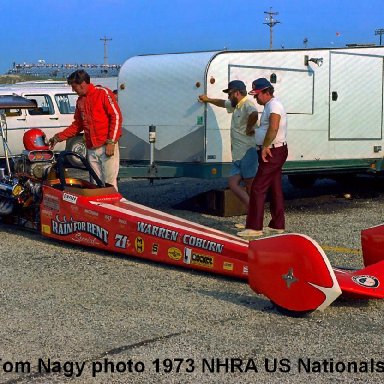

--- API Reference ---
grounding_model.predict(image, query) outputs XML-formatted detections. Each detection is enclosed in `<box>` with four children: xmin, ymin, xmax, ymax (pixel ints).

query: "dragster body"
<box><xmin>37</xmin><ymin>165</ymin><xmax>384</xmax><ymax>313</ymax></box>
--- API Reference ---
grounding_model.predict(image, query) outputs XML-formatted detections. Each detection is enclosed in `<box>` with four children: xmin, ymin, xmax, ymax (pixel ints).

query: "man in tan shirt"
<box><xmin>199</xmin><ymin>80</ymin><xmax>258</xmax><ymax>208</ymax></box>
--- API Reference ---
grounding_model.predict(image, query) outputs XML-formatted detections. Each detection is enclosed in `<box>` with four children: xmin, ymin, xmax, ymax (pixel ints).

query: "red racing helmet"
<box><xmin>23</xmin><ymin>128</ymin><xmax>49</xmax><ymax>150</ymax></box>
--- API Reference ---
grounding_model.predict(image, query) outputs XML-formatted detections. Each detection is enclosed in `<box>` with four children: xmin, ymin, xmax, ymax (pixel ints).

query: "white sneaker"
<box><xmin>237</xmin><ymin>229</ymin><xmax>264</xmax><ymax>238</ymax></box>
<box><xmin>234</xmin><ymin>223</ymin><xmax>245</xmax><ymax>229</ymax></box>
<box><xmin>265</xmin><ymin>227</ymin><xmax>285</xmax><ymax>234</ymax></box>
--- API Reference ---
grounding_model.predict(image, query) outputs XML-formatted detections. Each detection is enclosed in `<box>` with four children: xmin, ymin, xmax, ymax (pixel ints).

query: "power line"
<box><xmin>375</xmin><ymin>28</ymin><xmax>384</xmax><ymax>45</ymax></box>
<box><xmin>264</xmin><ymin>8</ymin><xmax>280</xmax><ymax>49</ymax></box>
<box><xmin>100</xmin><ymin>36</ymin><xmax>112</xmax><ymax>66</ymax></box>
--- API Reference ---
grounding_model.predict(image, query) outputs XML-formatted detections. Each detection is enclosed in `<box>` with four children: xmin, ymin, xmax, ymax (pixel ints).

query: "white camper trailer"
<box><xmin>118</xmin><ymin>46</ymin><xmax>384</xmax><ymax>183</ymax></box>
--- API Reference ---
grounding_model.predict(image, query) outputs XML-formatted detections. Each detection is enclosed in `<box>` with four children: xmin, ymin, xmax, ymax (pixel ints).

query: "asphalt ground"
<box><xmin>1</xmin><ymin>175</ymin><xmax>384</xmax><ymax>383</ymax></box>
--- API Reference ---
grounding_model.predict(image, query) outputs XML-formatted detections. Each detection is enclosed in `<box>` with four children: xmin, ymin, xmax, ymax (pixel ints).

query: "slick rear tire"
<box><xmin>65</xmin><ymin>136</ymin><xmax>86</xmax><ymax>168</ymax></box>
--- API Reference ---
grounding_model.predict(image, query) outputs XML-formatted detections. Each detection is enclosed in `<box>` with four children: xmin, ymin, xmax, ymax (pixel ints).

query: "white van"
<box><xmin>0</xmin><ymin>81</ymin><xmax>85</xmax><ymax>163</ymax></box>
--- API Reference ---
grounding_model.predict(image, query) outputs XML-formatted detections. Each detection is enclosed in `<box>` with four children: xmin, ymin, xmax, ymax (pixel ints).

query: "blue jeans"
<box><xmin>230</xmin><ymin>147</ymin><xmax>258</xmax><ymax>179</ymax></box>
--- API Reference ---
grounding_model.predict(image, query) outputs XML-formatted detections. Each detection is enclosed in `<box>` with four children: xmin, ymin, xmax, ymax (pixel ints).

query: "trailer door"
<box><xmin>329</xmin><ymin>51</ymin><xmax>384</xmax><ymax>140</ymax></box>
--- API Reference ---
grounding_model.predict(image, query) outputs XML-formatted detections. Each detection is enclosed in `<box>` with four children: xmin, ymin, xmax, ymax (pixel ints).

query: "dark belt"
<box><xmin>257</xmin><ymin>142</ymin><xmax>287</xmax><ymax>150</ymax></box>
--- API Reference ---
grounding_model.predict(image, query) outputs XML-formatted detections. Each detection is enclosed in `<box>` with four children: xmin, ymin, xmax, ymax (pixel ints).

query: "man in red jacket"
<box><xmin>49</xmin><ymin>70</ymin><xmax>122</xmax><ymax>190</ymax></box>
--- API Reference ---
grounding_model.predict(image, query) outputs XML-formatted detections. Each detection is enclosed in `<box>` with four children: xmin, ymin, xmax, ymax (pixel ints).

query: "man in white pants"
<box><xmin>49</xmin><ymin>70</ymin><xmax>122</xmax><ymax>190</ymax></box>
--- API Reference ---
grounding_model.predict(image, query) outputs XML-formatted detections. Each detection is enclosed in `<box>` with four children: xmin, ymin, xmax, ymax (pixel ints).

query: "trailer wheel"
<box><xmin>288</xmin><ymin>175</ymin><xmax>317</xmax><ymax>189</ymax></box>
<box><xmin>65</xmin><ymin>136</ymin><xmax>86</xmax><ymax>167</ymax></box>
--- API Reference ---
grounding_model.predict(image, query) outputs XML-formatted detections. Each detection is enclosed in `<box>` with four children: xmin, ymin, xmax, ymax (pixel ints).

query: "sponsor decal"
<box><xmin>118</xmin><ymin>218</ymin><xmax>127</xmax><ymax>225</ymax></box>
<box><xmin>183</xmin><ymin>248</ymin><xmax>213</xmax><ymax>268</ymax></box>
<box><xmin>352</xmin><ymin>275</ymin><xmax>380</xmax><ymax>288</ymax></box>
<box><xmin>70</xmin><ymin>205</ymin><xmax>79</xmax><ymax>213</ymax></box>
<box><xmin>223</xmin><ymin>262</ymin><xmax>234</xmax><ymax>271</ymax></box>
<box><xmin>135</xmin><ymin>237</ymin><xmax>144</xmax><ymax>253</ymax></box>
<box><xmin>136</xmin><ymin>222</ymin><xmax>224</xmax><ymax>254</ymax></box>
<box><xmin>137</xmin><ymin>221</ymin><xmax>178</xmax><ymax>241</ymax></box>
<box><xmin>32</xmin><ymin>152</ymin><xmax>48</xmax><ymax>161</ymax></box>
<box><xmin>152</xmin><ymin>243</ymin><xmax>159</xmax><ymax>255</ymax></box>
<box><xmin>191</xmin><ymin>252</ymin><xmax>214</xmax><ymax>268</ymax></box>
<box><xmin>84</xmin><ymin>209</ymin><xmax>99</xmax><ymax>217</ymax></box>
<box><xmin>71</xmin><ymin>233</ymin><xmax>99</xmax><ymax>246</ymax></box>
<box><xmin>182</xmin><ymin>234</ymin><xmax>223</xmax><ymax>254</ymax></box>
<box><xmin>44</xmin><ymin>193</ymin><xmax>58</xmax><ymax>200</ymax></box>
<box><xmin>63</xmin><ymin>193</ymin><xmax>78</xmax><ymax>204</ymax></box>
<box><xmin>243</xmin><ymin>266</ymin><xmax>248</xmax><ymax>275</ymax></box>
<box><xmin>184</xmin><ymin>248</ymin><xmax>192</xmax><ymax>264</ymax></box>
<box><xmin>168</xmin><ymin>247</ymin><xmax>182</xmax><ymax>261</ymax></box>
<box><xmin>93</xmin><ymin>196</ymin><xmax>119</xmax><ymax>202</ymax></box>
<box><xmin>51</xmin><ymin>215</ymin><xmax>108</xmax><ymax>245</ymax></box>
<box><xmin>41</xmin><ymin>209</ymin><xmax>53</xmax><ymax>218</ymax></box>
<box><xmin>104</xmin><ymin>215</ymin><xmax>112</xmax><ymax>222</ymax></box>
<box><xmin>41</xmin><ymin>224</ymin><xmax>51</xmax><ymax>234</ymax></box>
<box><xmin>42</xmin><ymin>195</ymin><xmax>60</xmax><ymax>211</ymax></box>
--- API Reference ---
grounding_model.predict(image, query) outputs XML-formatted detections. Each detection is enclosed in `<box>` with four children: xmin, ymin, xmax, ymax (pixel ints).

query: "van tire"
<box><xmin>65</xmin><ymin>136</ymin><xmax>87</xmax><ymax>167</ymax></box>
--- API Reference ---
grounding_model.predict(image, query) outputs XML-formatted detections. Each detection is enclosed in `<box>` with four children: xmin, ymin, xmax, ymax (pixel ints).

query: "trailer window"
<box><xmin>55</xmin><ymin>93</ymin><xmax>78</xmax><ymax>114</ymax></box>
<box><xmin>25</xmin><ymin>94</ymin><xmax>54</xmax><ymax>115</ymax></box>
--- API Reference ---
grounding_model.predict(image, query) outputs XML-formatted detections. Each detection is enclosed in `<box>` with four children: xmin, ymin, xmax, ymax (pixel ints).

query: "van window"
<box><xmin>55</xmin><ymin>94</ymin><xmax>77</xmax><ymax>114</ymax></box>
<box><xmin>25</xmin><ymin>95</ymin><xmax>54</xmax><ymax>115</ymax></box>
<box><xmin>1</xmin><ymin>94</ymin><xmax>23</xmax><ymax>117</ymax></box>
<box><xmin>4</xmin><ymin>108</ymin><xmax>22</xmax><ymax>117</ymax></box>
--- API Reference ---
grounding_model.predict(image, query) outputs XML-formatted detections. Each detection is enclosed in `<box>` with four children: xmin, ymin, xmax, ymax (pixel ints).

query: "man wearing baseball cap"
<box><xmin>237</xmin><ymin>78</ymin><xmax>288</xmax><ymax>238</ymax></box>
<box><xmin>198</xmin><ymin>80</ymin><xmax>259</xmax><ymax>208</ymax></box>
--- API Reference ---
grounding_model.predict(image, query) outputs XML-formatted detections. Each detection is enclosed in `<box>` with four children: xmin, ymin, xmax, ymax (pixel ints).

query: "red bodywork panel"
<box><xmin>39</xmin><ymin>181</ymin><xmax>384</xmax><ymax>312</ymax></box>
<box><xmin>248</xmin><ymin>234</ymin><xmax>341</xmax><ymax>312</ymax></box>
<box><xmin>333</xmin><ymin>262</ymin><xmax>384</xmax><ymax>299</ymax></box>
<box><xmin>361</xmin><ymin>224</ymin><xmax>384</xmax><ymax>267</ymax></box>
<box><xmin>40</xmin><ymin>183</ymin><xmax>250</xmax><ymax>279</ymax></box>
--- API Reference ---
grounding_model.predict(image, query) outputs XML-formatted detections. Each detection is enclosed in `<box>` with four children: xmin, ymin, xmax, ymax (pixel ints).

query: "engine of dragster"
<box><xmin>0</xmin><ymin>129</ymin><xmax>55</xmax><ymax>227</ymax></box>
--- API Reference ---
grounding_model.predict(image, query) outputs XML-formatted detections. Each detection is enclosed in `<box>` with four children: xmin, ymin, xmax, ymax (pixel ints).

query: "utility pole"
<box><xmin>264</xmin><ymin>8</ymin><xmax>280</xmax><ymax>49</ymax></box>
<box><xmin>100</xmin><ymin>35</ymin><xmax>112</xmax><ymax>66</ymax></box>
<box><xmin>375</xmin><ymin>28</ymin><xmax>384</xmax><ymax>45</ymax></box>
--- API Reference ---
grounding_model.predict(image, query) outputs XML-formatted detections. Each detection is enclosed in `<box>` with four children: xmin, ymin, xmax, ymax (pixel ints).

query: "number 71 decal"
<box><xmin>114</xmin><ymin>234</ymin><xmax>129</xmax><ymax>248</ymax></box>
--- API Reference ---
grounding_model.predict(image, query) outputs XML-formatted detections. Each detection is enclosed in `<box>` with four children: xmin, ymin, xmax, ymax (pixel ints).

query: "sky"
<box><xmin>1</xmin><ymin>0</ymin><xmax>383</xmax><ymax>74</ymax></box>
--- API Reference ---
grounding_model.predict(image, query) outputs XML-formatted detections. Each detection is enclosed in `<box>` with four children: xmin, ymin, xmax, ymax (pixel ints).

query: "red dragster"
<box><xmin>0</xmin><ymin>107</ymin><xmax>383</xmax><ymax>315</ymax></box>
